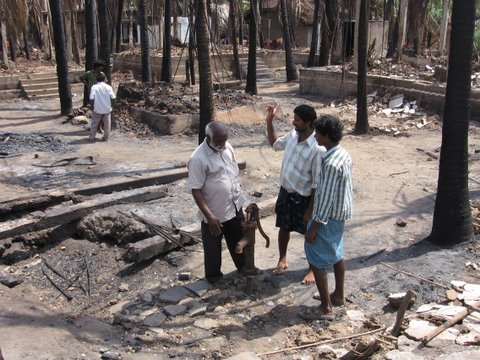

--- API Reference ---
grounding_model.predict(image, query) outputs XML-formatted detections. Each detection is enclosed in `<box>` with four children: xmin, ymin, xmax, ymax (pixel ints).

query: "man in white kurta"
<box><xmin>187</xmin><ymin>121</ymin><xmax>246</xmax><ymax>284</ymax></box>
<box><xmin>89</xmin><ymin>73</ymin><xmax>116</xmax><ymax>142</ymax></box>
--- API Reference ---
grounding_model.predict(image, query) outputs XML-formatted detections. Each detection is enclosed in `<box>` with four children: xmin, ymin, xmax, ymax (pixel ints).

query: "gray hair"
<box><xmin>205</xmin><ymin>121</ymin><xmax>228</xmax><ymax>138</ymax></box>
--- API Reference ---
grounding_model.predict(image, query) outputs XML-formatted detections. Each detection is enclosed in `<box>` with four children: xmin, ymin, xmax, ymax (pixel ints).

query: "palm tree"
<box><xmin>188</xmin><ymin>0</ymin><xmax>196</xmax><ymax>86</ymax></box>
<box><xmin>84</xmin><ymin>0</ymin><xmax>97</xmax><ymax>71</ymax></box>
<box><xmin>97</xmin><ymin>0</ymin><xmax>111</xmax><ymax>82</ymax></box>
<box><xmin>0</xmin><ymin>13</ymin><xmax>7</xmax><ymax>68</ymax></box>
<box><xmin>139</xmin><ymin>0</ymin><xmax>151</xmax><ymax>83</ymax></box>
<box><xmin>354</xmin><ymin>0</ymin><xmax>369</xmax><ymax>134</ymax></box>
<box><xmin>229</xmin><ymin>0</ymin><xmax>241</xmax><ymax>79</ymax></box>
<box><xmin>245</xmin><ymin>0</ymin><xmax>258</xmax><ymax>95</ymax></box>
<box><xmin>48</xmin><ymin>0</ymin><xmax>72</xmax><ymax>115</ymax></box>
<box><xmin>429</xmin><ymin>0</ymin><xmax>474</xmax><ymax>245</ymax></box>
<box><xmin>161</xmin><ymin>0</ymin><xmax>172</xmax><ymax>83</ymax></box>
<box><xmin>196</xmin><ymin>0</ymin><xmax>214</xmax><ymax>144</ymax></box>
<box><xmin>319</xmin><ymin>0</ymin><xmax>337</xmax><ymax>66</ymax></box>
<box><xmin>307</xmin><ymin>0</ymin><xmax>321</xmax><ymax>68</ymax></box>
<box><xmin>84</xmin><ymin>0</ymin><xmax>97</xmax><ymax>106</ymax></box>
<box><xmin>115</xmin><ymin>0</ymin><xmax>124</xmax><ymax>53</ymax></box>
<box><xmin>280</xmin><ymin>0</ymin><xmax>297</xmax><ymax>81</ymax></box>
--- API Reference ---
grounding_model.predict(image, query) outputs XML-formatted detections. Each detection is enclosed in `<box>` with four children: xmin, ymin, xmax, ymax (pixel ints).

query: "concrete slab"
<box><xmin>157</xmin><ymin>286</ymin><xmax>192</xmax><ymax>304</ymax></box>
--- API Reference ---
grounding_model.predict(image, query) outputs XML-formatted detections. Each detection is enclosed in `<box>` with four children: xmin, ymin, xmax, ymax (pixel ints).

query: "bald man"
<box><xmin>187</xmin><ymin>121</ymin><xmax>246</xmax><ymax>284</ymax></box>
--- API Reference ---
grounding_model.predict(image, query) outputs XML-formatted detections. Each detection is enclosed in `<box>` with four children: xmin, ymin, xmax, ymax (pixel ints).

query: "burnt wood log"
<box><xmin>0</xmin><ymin>186</ymin><xmax>167</xmax><ymax>240</ymax></box>
<box><xmin>0</xmin><ymin>191</ymin><xmax>72</xmax><ymax>217</ymax></box>
<box><xmin>123</xmin><ymin>234</ymin><xmax>190</xmax><ymax>262</ymax></box>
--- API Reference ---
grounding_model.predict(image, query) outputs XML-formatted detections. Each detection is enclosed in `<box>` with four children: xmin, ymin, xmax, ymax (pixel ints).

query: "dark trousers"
<box><xmin>201</xmin><ymin>210</ymin><xmax>245</xmax><ymax>283</ymax></box>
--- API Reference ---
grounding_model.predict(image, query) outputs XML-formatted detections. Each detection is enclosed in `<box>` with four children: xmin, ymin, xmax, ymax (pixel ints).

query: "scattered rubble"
<box><xmin>0</xmin><ymin>132</ymin><xmax>77</xmax><ymax>155</ymax></box>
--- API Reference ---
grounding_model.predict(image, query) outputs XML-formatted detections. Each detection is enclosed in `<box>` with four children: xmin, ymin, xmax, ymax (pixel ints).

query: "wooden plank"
<box><xmin>0</xmin><ymin>190</ymin><xmax>71</xmax><ymax>216</ymax></box>
<box><xmin>0</xmin><ymin>186</ymin><xmax>167</xmax><ymax>240</ymax></box>
<box><xmin>0</xmin><ymin>161</ymin><xmax>247</xmax><ymax>216</ymax></box>
<box><xmin>73</xmin><ymin>166</ymin><xmax>188</xmax><ymax>196</ymax></box>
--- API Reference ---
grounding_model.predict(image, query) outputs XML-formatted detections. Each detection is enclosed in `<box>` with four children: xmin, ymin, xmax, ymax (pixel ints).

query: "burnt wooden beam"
<box><xmin>0</xmin><ymin>186</ymin><xmax>167</xmax><ymax>240</ymax></box>
<box><xmin>0</xmin><ymin>191</ymin><xmax>72</xmax><ymax>216</ymax></box>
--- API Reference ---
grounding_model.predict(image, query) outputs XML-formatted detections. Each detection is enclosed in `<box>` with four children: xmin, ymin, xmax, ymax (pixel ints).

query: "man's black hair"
<box><xmin>294</xmin><ymin>104</ymin><xmax>317</xmax><ymax>125</ymax></box>
<box><xmin>96</xmin><ymin>72</ymin><xmax>106</xmax><ymax>82</ymax></box>
<box><xmin>93</xmin><ymin>59</ymin><xmax>105</xmax><ymax>68</ymax></box>
<box><xmin>314</xmin><ymin>115</ymin><xmax>344</xmax><ymax>143</ymax></box>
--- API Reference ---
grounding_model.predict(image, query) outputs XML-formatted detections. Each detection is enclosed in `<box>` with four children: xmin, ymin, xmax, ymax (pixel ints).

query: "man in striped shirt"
<box><xmin>265</xmin><ymin>104</ymin><xmax>325</xmax><ymax>285</ymax></box>
<box><xmin>301</xmin><ymin>115</ymin><xmax>353</xmax><ymax>321</ymax></box>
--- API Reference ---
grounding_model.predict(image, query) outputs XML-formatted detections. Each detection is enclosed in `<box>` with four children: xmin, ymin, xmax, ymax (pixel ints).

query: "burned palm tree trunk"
<box><xmin>229</xmin><ymin>0</ymin><xmax>241</xmax><ymax>79</ymax></box>
<box><xmin>196</xmin><ymin>0</ymin><xmax>214</xmax><ymax>144</ymax></box>
<box><xmin>238</xmin><ymin>0</ymin><xmax>244</xmax><ymax>46</ymax></box>
<box><xmin>430</xmin><ymin>0</ymin><xmax>474</xmax><ymax>245</ymax></box>
<box><xmin>280</xmin><ymin>0</ymin><xmax>297</xmax><ymax>81</ymax></box>
<box><xmin>354</xmin><ymin>0</ymin><xmax>369</xmax><ymax>134</ymax></box>
<box><xmin>97</xmin><ymin>0</ymin><xmax>111</xmax><ymax>82</ymax></box>
<box><xmin>188</xmin><ymin>0</ymin><xmax>196</xmax><ymax>85</ymax></box>
<box><xmin>245</xmin><ymin>0</ymin><xmax>258</xmax><ymax>94</ymax></box>
<box><xmin>161</xmin><ymin>0</ymin><xmax>172</xmax><ymax>83</ymax></box>
<box><xmin>85</xmin><ymin>0</ymin><xmax>97</xmax><ymax>71</ymax></box>
<box><xmin>48</xmin><ymin>0</ymin><xmax>72</xmax><ymax>115</ymax></box>
<box><xmin>319</xmin><ymin>0</ymin><xmax>337</xmax><ymax>66</ymax></box>
<box><xmin>307</xmin><ymin>0</ymin><xmax>321</xmax><ymax>68</ymax></box>
<box><xmin>0</xmin><ymin>12</ymin><xmax>9</xmax><ymax>68</ymax></box>
<box><xmin>115</xmin><ymin>0</ymin><xmax>124</xmax><ymax>53</ymax></box>
<box><xmin>139</xmin><ymin>0</ymin><xmax>151</xmax><ymax>83</ymax></box>
<box><xmin>71</xmin><ymin>8</ymin><xmax>81</xmax><ymax>65</ymax></box>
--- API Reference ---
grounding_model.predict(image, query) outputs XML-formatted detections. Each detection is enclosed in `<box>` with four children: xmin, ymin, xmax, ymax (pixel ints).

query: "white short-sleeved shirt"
<box><xmin>273</xmin><ymin>130</ymin><xmax>325</xmax><ymax>196</ymax></box>
<box><xmin>187</xmin><ymin>140</ymin><xmax>246</xmax><ymax>223</ymax></box>
<box><xmin>90</xmin><ymin>82</ymin><xmax>116</xmax><ymax>114</ymax></box>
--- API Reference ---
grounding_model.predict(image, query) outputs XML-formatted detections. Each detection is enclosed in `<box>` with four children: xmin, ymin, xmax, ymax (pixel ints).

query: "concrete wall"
<box><xmin>0</xmin><ymin>76</ymin><xmax>21</xmax><ymax>100</ymax></box>
<box><xmin>299</xmin><ymin>68</ymin><xmax>480</xmax><ymax>120</ymax></box>
<box><xmin>113</xmin><ymin>53</ymin><xmax>235</xmax><ymax>82</ymax></box>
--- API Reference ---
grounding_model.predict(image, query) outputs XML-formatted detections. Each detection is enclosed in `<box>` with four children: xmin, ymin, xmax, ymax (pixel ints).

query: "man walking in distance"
<box><xmin>187</xmin><ymin>121</ymin><xmax>246</xmax><ymax>284</ymax></box>
<box><xmin>80</xmin><ymin>59</ymin><xmax>105</xmax><ymax>107</ymax></box>
<box><xmin>300</xmin><ymin>115</ymin><xmax>352</xmax><ymax>320</ymax></box>
<box><xmin>89</xmin><ymin>73</ymin><xmax>116</xmax><ymax>142</ymax></box>
<box><xmin>265</xmin><ymin>104</ymin><xmax>325</xmax><ymax>285</ymax></box>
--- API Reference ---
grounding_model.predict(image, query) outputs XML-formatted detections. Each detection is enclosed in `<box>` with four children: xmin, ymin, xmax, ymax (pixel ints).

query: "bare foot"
<box><xmin>313</xmin><ymin>292</ymin><xmax>345</xmax><ymax>306</ymax></box>
<box><xmin>300</xmin><ymin>270</ymin><xmax>315</xmax><ymax>285</ymax></box>
<box><xmin>330</xmin><ymin>291</ymin><xmax>345</xmax><ymax>306</ymax></box>
<box><xmin>272</xmin><ymin>260</ymin><xmax>288</xmax><ymax>274</ymax></box>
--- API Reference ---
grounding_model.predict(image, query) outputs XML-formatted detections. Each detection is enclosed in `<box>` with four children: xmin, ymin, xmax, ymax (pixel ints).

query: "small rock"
<box><xmin>396</xmin><ymin>218</ymin><xmax>407</xmax><ymax>227</ymax></box>
<box><xmin>179</xmin><ymin>297</ymin><xmax>201</xmax><ymax>309</ymax></box>
<box><xmin>178</xmin><ymin>272</ymin><xmax>191</xmax><ymax>281</ymax></box>
<box><xmin>404</xmin><ymin>320</ymin><xmax>437</xmax><ymax>341</ymax></box>
<box><xmin>0</xmin><ymin>274</ymin><xmax>23</xmax><ymax>288</ymax></box>
<box><xmin>143</xmin><ymin>313</ymin><xmax>166</xmax><ymax>327</ymax></box>
<box><xmin>118</xmin><ymin>283</ymin><xmax>129</xmax><ymax>292</ymax></box>
<box><xmin>101</xmin><ymin>351</ymin><xmax>121</xmax><ymax>360</ymax></box>
<box><xmin>446</xmin><ymin>289</ymin><xmax>459</xmax><ymax>301</ymax></box>
<box><xmin>189</xmin><ymin>305</ymin><xmax>207</xmax><ymax>317</ymax></box>
<box><xmin>452</xmin><ymin>281</ymin><xmax>467</xmax><ymax>290</ymax></box>
<box><xmin>71</xmin><ymin>115</ymin><xmax>89</xmax><ymax>125</ymax></box>
<box><xmin>164</xmin><ymin>304</ymin><xmax>187</xmax><ymax>317</ymax></box>
<box><xmin>194</xmin><ymin>318</ymin><xmax>219</xmax><ymax>330</ymax></box>
<box><xmin>346</xmin><ymin>309</ymin><xmax>367</xmax><ymax>322</ymax></box>
<box><xmin>253</xmin><ymin>191</ymin><xmax>263</xmax><ymax>197</ymax></box>
<box><xmin>141</xmin><ymin>291</ymin><xmax>153</xmax><ymax>303</ymax></box>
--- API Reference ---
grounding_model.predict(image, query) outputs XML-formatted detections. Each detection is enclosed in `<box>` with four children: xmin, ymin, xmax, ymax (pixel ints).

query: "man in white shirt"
<box><xmin>187</xmin><ymin>121</ymin><xmax>246</xmax><ymax>284</ymax></box>
<box><xmin>89</xmin><ymin>73</ymin><xmax>116</xmax><ymax>142</ymax></box>
<box><xmin>265</xmin><ymin>104</ymin><xmax>325</xmax><ymax>285</ymax></box>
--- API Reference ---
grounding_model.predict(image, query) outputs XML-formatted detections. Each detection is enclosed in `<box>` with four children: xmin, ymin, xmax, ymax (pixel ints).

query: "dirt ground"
<box><xmin>1</xmin><ymin>72</ymin><xmax>480</xmax><ymax>360</ymax></box>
